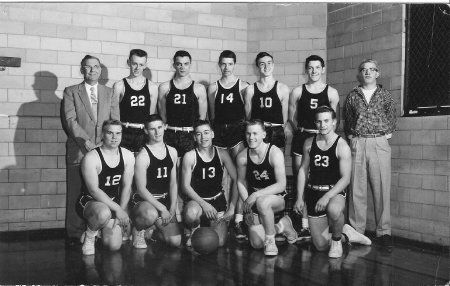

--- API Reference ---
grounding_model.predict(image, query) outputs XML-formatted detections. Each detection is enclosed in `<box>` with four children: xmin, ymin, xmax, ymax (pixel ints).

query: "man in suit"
<box><xmin>61</xmin><ymin>55</ymin><xmax>120</xmax><ymax>244</ymax></box>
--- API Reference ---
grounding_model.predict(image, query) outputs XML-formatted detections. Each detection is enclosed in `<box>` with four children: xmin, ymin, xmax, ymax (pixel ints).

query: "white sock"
<box><xmin>86</xmin><ymin>226</ymin><xmax>98</xmax><ymax>238</ymax></box>
<box><xmin>235</xmin><ymin>214</ymin><xmax>243</xmax><ymax>223</ymax></box>
<box><xmin>265</xmin><ymin>234</ymin><xmax>275</xmax><ymax>241</ymax></box>
<box><xmin>302</xmin><ymin>218</ymin><xmax>309</xmax><ymax>229</ymax></box>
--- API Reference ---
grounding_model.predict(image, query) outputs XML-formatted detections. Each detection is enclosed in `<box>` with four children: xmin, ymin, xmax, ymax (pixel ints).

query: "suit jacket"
<box><xmin>61</xmin><ymin>82</ymin><xmax>120</xmax><ymax>165</ymax></box>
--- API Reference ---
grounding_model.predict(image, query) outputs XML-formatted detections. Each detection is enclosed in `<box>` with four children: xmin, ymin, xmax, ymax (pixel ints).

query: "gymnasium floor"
<box><xmin>0</xmin><ymin>230</ymin><xmax>448</xmax><ymax>285</ymax></box>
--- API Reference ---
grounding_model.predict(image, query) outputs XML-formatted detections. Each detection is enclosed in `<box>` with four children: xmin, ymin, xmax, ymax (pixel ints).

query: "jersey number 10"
<box><xmin>259</xmin><ymin>97</ymin><xmax>272</xmax><ymax>108</ymax></box>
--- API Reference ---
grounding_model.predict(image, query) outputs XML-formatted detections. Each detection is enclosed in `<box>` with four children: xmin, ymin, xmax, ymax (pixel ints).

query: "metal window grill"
<box><xmin>404</xmin><ymin>4</ymin><xmax>450</xmax><ymax>116</ymax></box>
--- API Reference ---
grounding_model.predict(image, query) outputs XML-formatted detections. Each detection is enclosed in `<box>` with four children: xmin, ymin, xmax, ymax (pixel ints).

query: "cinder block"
<box><xmin>8</xmin><ymin>34</ymin><xmax>39</xmax><ymax>49</ymax></box>
<box><xmin>25</xmin><ymin>208</ymin><xmax>56</xmax><ymax>222</ymax></box>
<box><xmin>210</xmin><ymin>27</ymin><xmax>235</xmax><ymax>40</ymax></box>
<box><xmin>145</xmin><ymin>7</ymin><xmax>172</xmax><ymax>22</ymax></box>
<box><xmin>392</xmin><ymin>215</ymin><xmax>409</xmax><ymax>230</ymax></box>
<box><xmin>0</xmin><ymin>182</ymin><xmax>25</xmax><ymax>196</ymax></box>
<box><xmin>399</xmin><ymin>173</ymin><xmax>422</xmax><ymax>188</ymax></box>
<box><xmin>10</xmin><ymin>143</ymin><xmax>40</xmax><ymax>156</ymax></box>
<box><xmin>422</xmin><ymin>175</ymin><xmax>447</xmax><ymax>191</ymax></box>
<box><xmin>41</xmin><ymin>220</ymin><xmax>65</xmax><ymax>229</ymax></box>
<box><xmin>434</xmin><ymin>191</ymin><xmax>449</xmax><ymax>207</ymax></box>
<box><xmin>396</xmin><ymin>117</ymin><xmax>422</xmax><ymax>130</ymax></box>
<box><xmin>409</xmin><ymin>188</ymin><xmax>435</xmax><ymax>205</ymax></box>
<box><xmin>392</xmin><ymin>159</ymin><xmax>410</xmax><ymax>173</ymax></box>
<box><xmin>26</xmin><ymin>50</ymin><xmax>58</xmax><ymax>64</ymax></box>
<box><xmin>409</xmin><ymin>218</ymin><xmax>434</xmax><ymax>234</ymax></box>
<box><xmin>334</xmin><ymin>6</ymin><xmax>353</xmax><ymax>22</ymax></box>
<box><xmin>41</xmin><ymin>37</ymin><xmax>71</xmax><ymax>51</ymax></box>
<box><xmin>398</xmin><ymin>201</ymin><xmax>422</xmax><ymax>218</ymax></box>
<box><xmin>9</xmin><ymin>222</ymin><xmax>40</xmax><ymax>231</ymax></box>
<box><xmin>235</xmin><ymin>30</ymin><xmax>247</xmax><ymax>41</ymax></box>
<box><xmin>41</xmin><ymin>169</ymin><xmax>66</xmax><ymax>182</ymax></box>
<box><xmin>410</xmin><ymin>130</ymin><xmax>436</xmax><ymax>145</ymax></box>
<box><xmin>363</xmin><ymin>11</ymin><xmax>382</xmax><ymax>28</ymax></box>
<box><xmin>248</xmin><ymin>29</ymin><xmax>273</xmax><ymax>41</ymax></box>
<box><xmin>198</xmin><ymin>13</ymin><xmax>223</xmax><ymax>27</ymax></box>
<box><xmin>87</xmin><ymin>3</ymin><xmax>118</xmax><ymax>16</ymax></box>
<box><xmin>26</xmin><ymin>156</ymin><xmax>57</xmax><ymax>169</ymax></box>
<box><xmin>409</xmin><ymin>160</ymin><xmax>435</xmax><ymax>175</ymax></box>
<box><xmin>382</xmin><ymin>5</ymin><xmax>403</xmax><ymax>23</ymax></box>
<box><xmin>9</xmin><ymin>116</ymin><xmax>41</xmax><ymax>129</ymax></box>
<box><xmin>184</xmin><ymin>25</ymin><xmax>210</xmax><ymax>38</ymax></box>
<box><xmin>312</xmin><ymin>15</ymin><xmax>327</xmax><ymax>27</ymax></box>
<box><xmin>433</xmin><ymin>221</ymin><xmax>449</xmax><ymax>237</ymax></box>
<box><xmin>158</xmin><ymin>22</ymin><xmax>185</xmax><ymax>36</ymax></box>
<box><xmin>286</xmin><ymin>15</ymin><xmax>313</xmax><ymax>28</ymax></box>
<box><xmin>436</xmin><ymin>130</ymin><xmax>450</xmax><ymax>146</ymax></box>
<box><xmin>196</xmin><ymin>38</ymin><xmax>220</xmax><ymax>50</ymax></box>
<box><xmin>57</xmin><ymin>208</ymin><xmax>65</xmax><ymax>220</ymax></box>
<box><xmin>272</xmin><ymin>51</ymin><xmax>298</xmax><ymax>64</ymax></box>
<box><xmin>172</xmin><ymin>35</ymin><xmax>197</xmax><ymax>49</ymax></box>
<box><xmin>327</xmin><ymin>71</ymin><xmax>344</xmax><ymax>84</ymax></box>
<box><xmin>0</xmin><ymin>210</ymin><xmax>24</xmax><ymax>223</ymax></box>
<box><xmin>25</xmin><ymin>182</ymin><xmax>57</xmax><ymax>195</ymax></box>
<box><xmin>117</xmin><ymin>4</ymin><xmax>145</xmax><ymax>19</ymax></box>
<box><xmin>223</xmin><ymin>16</ymin><xmax>246</xmax><ymax>30</ymax></box>
<box><xmin>9</xmin><ymin>169</ymin><xmax>40</xmax><ymax>182</ymax></box>
<box><xmin>433</xmin><ymin>206</ymin><xmax>449</xmax><ymax>222</ymax></box>
<box><xmin>22</xmin><ymin>103</ymin><xmax>56</xmax><ymax>116</ymax></box>
<box><xmin>72</xmin><ymin>13</ymin><xmax>102</xmax><ymax>28</ymax></box>
<box><xmin>172</xmin><ymin>10</ymin><xmax>198</xmax><ymax>25</ymax></box>
<box><xmin>57</xmin><ymin>182</ymin><xmax>66</xmax><ymax>194</ymax></box>
<box><xmin>55</xmin><ymin>3</ymin><xmax>87</xmax><ymax>13</ymax></box>
<box><xmin>423</xmin><ymin>146</ymin><xmax>447</xmax><ymax>161</ymax></box>
<box><xmin>102</xmin><ymin>42</ymin><xmax>130</xmax><ymax>56</ymax></box>
<box><xmin>117</xmin><ymin>31</ymin><xmax>145</xmax><ymax>44</ymax></box>
<box><xmin>72</xmin><ymin>40</ymin><xmax>102</xmax><ymax>54</ymax></box>
<box><xmin>248</xmin><ymin>17</ymin><xmax>285</xmax><ymax>30</ymax></box>
<box><xmin>8</xmin><ymin>7</ymin><xmax>40</xmax><ymax>22</ymax></box>
<box><xmin>41</xmin><ymin>10</ymin><xmax>72</xmax><ymax>25</ymax></box>
<box><xmin>40</xmin><ymin>194</ymin><xmax>65</xmax><ymax>208</ymax></box>
<box><xmin>57</xmin><ymin>130</ymin><xmax>67</xmax><ymax>143</ymax></box>
<box><xmin>9</xmin><ymin>195</ymin><xmax>40</xmax><ymax>209</ymax></box>
<box><xmin>397</xmin><ymin>145</ymin><xmax>422</xmax><ymax>160</ymax></box>
<box><xmin>0</xmin><ymin>156</ymin><xmax>25</xmax><ymax>169</ymax></box>
<box><xmin>313</xmin><ymin>39</ymin><xmax>326</xmax><ymax>50</ymax></box>
<box><xmin>58</xmin><ymin>156</ymin><xmax>66</xmax><ymax>168</ymax></box>
<box><xmin>40</xmin><ymin>64</ymin><xmax>71</xmax><ymax>78</ymax></box>
<box><xmin>0</xmin><ymin>116</ymin><xmax>8</xmax><ymax>129</ymax></box>
<box><xmin>0</xmin><ymin>20</ymin><xmax>24</xmax><ymax>34</ymax></box>
<box><xmin>102</xmin><ymin>16</ymin><xmax>130</xmax><ymax>31</ymax></box>
<box><xmin>57</xmin><ymin>51</ymin><xmax>84</xmax><ymax>65</ymax></box>
<box><xmin>353</xmin><ymin>3</ymin><xmax>371</xmax><ymax>17</ymax></box>
<box><xmin>86</xmin><ymin>28</ymin><xmax>116</xmax><ymax>42</ymax></box>
<box><xmin>248</xmin><ymin>4</ymin><xmax>273</xmax><ymax>18</ymax></box>
<box><xmin>7</xmin><ymin>62</ymin><xmax>40</xmax><ymax>77</ymax></box>
<box><xmin>0</xmin><ymin>129</ymin><xmax>23</xmax><ymax>142</ymax></box>
<box><xmin>0</xmin><ymin>170</ymin><xmax>8</xmax><ymax>183</ymax></box>
<box><xmin>0</xmin><ymin>198</ymin><xmax>7</xmax><ymax>209</ymax></box>
<box><xmin>423</xmin><ymin>116</ymin><xmax>448</xmax><ymax>130</ymax></box>
<box><xmin>222</xmin><ymin>40</ymin><xmax>246</xmax><ymax>53</ymax></box>
<box><xmin>435</xmin><ymin>160</ymin><xmax>449</xmax><ymax>176</ymax></box>
<box><xmin>328</xmin><ymin>46</ymin><xmax>344</xmax><ymax>60</ymax></box>
<box><xmin>298</xmin><ymin>3</ymin><xmax>327</xmax><ymax>15</ymax></box>
<box><xmin>210</xmin><ymin>3</ymin><xmax>243</xmax><ymax>16</ymax></box>
<box><xmin>131</xmin><ymin>20</ymin><xmax>159</xmax><ymax>33</ymax></box>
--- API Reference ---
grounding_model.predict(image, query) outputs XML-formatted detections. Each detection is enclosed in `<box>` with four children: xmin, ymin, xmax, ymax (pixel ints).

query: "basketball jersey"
<box><xmin>297</xmin><ymin>84</ymin><xmax>331</xmax><ymax>130</ymax></box>
<box><xmin>120</xmin><ymin>78</ymin><xmax>151</xmax><ymax>124</ymax></box>
<box><xmin>144</xmin><ymin>144</ymin><xmax>174</xmax><ymax>195</ymax></box>
<box><xmin>246</xmin><ymin>144</ymin><xmax>276</xmax><ymax>194</ymax></box>
<box><xmin>191</xmin><ymin>147</ymin><xmax>224</xmax><ymax>198</ymax></box>
<box><xmin>214</xmin><ymin>79</ymin><xmax>244</xmax><ymax>124</ymax></box>
<box><xmin>81</xmin><ymin>147</ymin><xmax>124</xmax><ymax>198</ymax></box>
<box><xmin>251</xmin><ymin>81</ymin><xmax>283</xmax><ymax>124</ymax></box>
<box><xmin>308</xmin><ymin>135</ymin><xmax>341</xmax><ymax>185</ymax></box>
<box><xmin>166</xmin><ymin>80</ymin><xmax>199</xmax><ymax>127</ymax></box>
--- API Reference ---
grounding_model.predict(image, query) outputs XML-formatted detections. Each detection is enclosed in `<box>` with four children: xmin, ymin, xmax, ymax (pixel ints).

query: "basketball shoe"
<box><xmin>328</xmin><ymin>239</ymin><xmax>343</xmax><ymax>258</ymax></box>
<box><xmin>132</xmin><ymin>228</ymin><xmax>147</xmax><ymax>249</ymax></box>
<box><xmin>343</xmin><ymin>224</ymin><xmax>372</xmax><ymax>245</ymax></box>
<box><xmin>264</xmin><ymin>237</ymin><xmax>278</xmax><ymax>256</ymax></box>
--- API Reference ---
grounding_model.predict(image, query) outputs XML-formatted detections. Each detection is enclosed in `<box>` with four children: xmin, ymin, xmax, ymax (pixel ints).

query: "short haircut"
<box><xmin>129</xmin><ymin>49</ymin><xmax>147</xmax><ymax>60</ymax></box>
<box><xmin>305</xmin><ymin>55</ymin><xmax>325</xmax><ymax>70</ymax></box>
<box><xmin>173</xmin><ymin>50</ymin><xmax>192</xmax><ymax>63</ymax></box>
<box><xmin>255</xmin><ymin>52</ymin><xmax>273</xmax><ymax>66</ymax></box>
<box><xmin>80</xmin><ymin>55</ymin><xmax>101</xmax><ymax>67</ymax></box>
<box><xmin>144</xmin><ymin>114</ymin><xmax>163</xmax><ymax>128</ymax></box>
<box><xmin>102</xmin><ymin>119</ymin><xmax>122</xmax><ymax>133</ymax></box>
<box><xmin>193</xmin><ymin>119</ymin><xmax>211</xmax><ymax>131</ymax></box>
<box><xmin>219</xmin><ymin>50</ymin><xmax>236</xmax><ymax>63</ymax></box>
<box><xmin>246</xmin><ymin>119</ymin><xmax>266</xmax><ymax>132</ymax></box>
<box><xmin>358</xmin><ymin>59</ymin><xmax>379</xmax><ymax>72</ymax></box>
<box><xmin>315</xmin><ymin>105</ymin><xmax>336</xmax><ymax>119</ymax></box>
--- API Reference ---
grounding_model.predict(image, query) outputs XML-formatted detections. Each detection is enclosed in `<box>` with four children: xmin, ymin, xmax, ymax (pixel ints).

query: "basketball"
<box><xmin>191</xmin><ymin>227</ymin><xmax>219</xmax><ymax>255</ymax></box>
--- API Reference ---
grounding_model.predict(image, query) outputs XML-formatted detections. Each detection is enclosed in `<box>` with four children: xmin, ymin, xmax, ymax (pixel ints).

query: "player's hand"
<box><xmin>217</xmin><ymin>209</ymin><xmax>233</xmax><ymax>223</ymax></box>
<box><xmin>243</xmin><ymin>193</ymin><xmax>258</xmax><ymax>213</ymax></box>
<box><xmin>114</xmin><ymin>209</ymin><xmax>130</xmax><ymax>228</ymax></box>
<box><xmin>201</xmin><ymin>201</ymin><xmax>217</xmax><ymax>220</ymax></box>
<box><xmin>294</xmin><ymin>199</ymin><xmax>305</xmax><ymax>214</ymax></box>
<box><xmin>160</xmin><ymin>208</ymin><xmax>171</xmax><ymax>226</ymax></box>
<box><xmin>315</xmin><ymin>195</ymin><xmax>330</xmax><ymax>213</ymax></box>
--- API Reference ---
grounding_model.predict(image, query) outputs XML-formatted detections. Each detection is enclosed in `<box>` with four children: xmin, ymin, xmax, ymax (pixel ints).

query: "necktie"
<box><xmin>90</xmin><ymin>86</ymin><xmax>98</xmax><ymax>121</ymax></box>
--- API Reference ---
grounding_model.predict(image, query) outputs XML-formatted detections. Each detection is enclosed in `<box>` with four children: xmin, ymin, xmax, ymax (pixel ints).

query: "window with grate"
<box><xmin>404</xmin><ymin>4</ymin><xmax>450</xmax><ymax>116</ymax></box>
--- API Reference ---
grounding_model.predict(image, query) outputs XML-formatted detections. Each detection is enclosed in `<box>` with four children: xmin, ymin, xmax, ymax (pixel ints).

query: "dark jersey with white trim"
<box><xmin>120</xmin><ymin>78</ymin><xmax>151</xmax><ymax>124</ymax></box>
<box><xmin>246</xmin><ymin>144</ymin><xmax>275</xmax><ymax>194</ymax></box>
<box><xmin>309</xmin><ymin>135</ymin><xmax>341</xmax><ymax>185</ymax></box>
<box><xmin>214</xmin><ymin>79</ymin><xmax>244</xmax><ymax>124</ymax></box>
<box><xmin>191</xmin><ymin>147</ymin><xmax>224</xmax><ymax>198</ymax></box>
<box><xmin>166</xmin><ymin>80</ymin><xmax>198</xmax><ymax>127</ymax></box>
<box><xmin>144</xmin><ymin>144</ymin><xmax>174</xmax><ymax>195</ymax></box>
<box><xmin>251</xmin><ymin>81</ymin><xmax>283</xmax><ymax>124</ymax></box>
<box><xmin>297</xmin><ymin>84</ymin><xmax>330</xmax><ymax>130</ymax></box>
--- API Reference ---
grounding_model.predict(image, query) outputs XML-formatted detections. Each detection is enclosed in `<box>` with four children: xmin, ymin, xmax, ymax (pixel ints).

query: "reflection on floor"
<box><xmin>0</xmin><ymin>233</ymin><xmax>448</xmax><ymax>285</ymax></box>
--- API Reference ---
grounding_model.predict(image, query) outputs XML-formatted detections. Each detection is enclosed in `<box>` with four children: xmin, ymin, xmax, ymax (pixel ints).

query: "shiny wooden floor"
<box><xmin>0</xmin><ymin>231</ymin><xmax>448</xmax><ymax>285</ymax></box>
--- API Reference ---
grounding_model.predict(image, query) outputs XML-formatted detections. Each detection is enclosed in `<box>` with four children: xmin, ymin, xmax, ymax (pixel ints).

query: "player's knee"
<box><xmin>183</xmin><ymin>206</ymin><xmax>200</xmax><ymax>224</ymax></box>
<box><xmin>91</xmin><ymin>207</ymin><xmax>112</xmax><ymax>226</ymax></box>
<box><xmin>102</xmin><ymin>227</ymin><xmax>122</xmax><ymax>251</ymax></box>
<box><xmin>327</xmin><ymin>203</ymin><xmax>343</xmax><ymax>220</ymax></box>
<box><xmin>255</xmin><ymin>196</ymin><xmax>271</xmax><ymax>213</ymax></box>
<box><xmin>249</xmin><ymin>237</ymin><xmax>264</xmax><ymax>249</ymax></box>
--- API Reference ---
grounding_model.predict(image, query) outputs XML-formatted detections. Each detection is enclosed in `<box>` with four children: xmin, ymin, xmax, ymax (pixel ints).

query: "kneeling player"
<box><xmin>294</xmin><ymin>106</ymin><xmax>371</xmax><ymax>258</ymax></box>
<box><xmin>131</xmin><ymin>114</ymin><xmax>181</xmax><ymax>248</ymax></box>
<box><xmin>236</xmin><ymin>120</ymin><xmax>298</xmax><ymax>256</ymax></box>
<box><xmin>77</xmin><ymin>120</ymin><xmax>135</xmax><ymax>255</ymax></box>
<box><xmin>181</xmin><ymin>120</ymin><xmax>238</xmax><ymax>247</ymax></box>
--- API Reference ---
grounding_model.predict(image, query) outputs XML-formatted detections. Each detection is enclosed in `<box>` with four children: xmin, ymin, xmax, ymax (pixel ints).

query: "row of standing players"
<box><xmin>61</xmin><ymin>48</ymin><xmax>396</xmax><ymax>259</ymax></box>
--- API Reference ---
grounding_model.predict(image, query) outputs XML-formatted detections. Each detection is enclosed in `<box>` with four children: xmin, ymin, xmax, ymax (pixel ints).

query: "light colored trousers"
<box><xmin>348</xmin><ymin>136</ymin><xmax>391</xmax><ymax>237</ymax></box>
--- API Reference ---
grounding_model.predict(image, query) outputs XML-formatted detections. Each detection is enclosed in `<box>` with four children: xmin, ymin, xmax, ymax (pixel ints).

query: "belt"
<box><xmin>357</xmin><ymin>133</ymin><xmax>385</xmax><ymax>138</ymax></box>
<box><xmin>202</xmin><ymin>192</ymin><xmax>223</xmax><ymax>201</ymax></box>
<box><xmin>298</xmin><ymin>127</ymin><xmax>319</xmax><ymax>134</ymax></box>
<box><xmin>307</xmin><ymin>184</ymin><xmax>334</xmax><ymax>191</ymax></box>
<box><xmin>264</xmin><ymin>122</ymin><xmax>284</xmax><ymax>127</ymax></box>
<box><xmin>166</xmin><ymin>126</ymin><xmax>194</xmax><ymax>132</ymax></box>
<box><xmin>122</xmin><ymin>122</ymin><xmax>144</xmax><ymax>129</ymax></box>
<box><xmin>153</xmin><ymin>192</ymin><xmax>169</xmax><ymax>199</ymax></box>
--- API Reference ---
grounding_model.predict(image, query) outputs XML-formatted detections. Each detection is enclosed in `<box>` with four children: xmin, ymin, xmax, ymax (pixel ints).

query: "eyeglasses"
<box><xmin>83</xmin><ymin>65</ymin><xmax>101</xmax><ymax>71</ymax></box>
<box><xmin>360</xmin><ymin>68</ymin><xmax>378</xmax><ymax>73</ymax></box>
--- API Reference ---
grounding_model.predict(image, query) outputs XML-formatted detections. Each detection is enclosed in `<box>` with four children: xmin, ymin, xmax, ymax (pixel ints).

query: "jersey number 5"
<box><xmin>131</xmin><ymin>95</ymin><xmax>145</xmax><ymax>107</ymax></box>
<box><xmin>314</xmin><ymin>155</ymin><xmax>329</xmax><ymax>167</ymax></box>
<box><xmin>310</xmin><ymin>98</ymin><xmax>318</xmax><ymax>109</ymax></box>
<box><xmin>105</xmin><ymin>175</ymin><xmax>121</xmax><ymax>186</ymax></box>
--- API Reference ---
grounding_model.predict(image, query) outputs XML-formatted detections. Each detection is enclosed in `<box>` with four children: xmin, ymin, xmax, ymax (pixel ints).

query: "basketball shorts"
<box><xmin>263</xmin><ymin>126</ymin><xmax>285</xmax><ymax>149</ymax></box>
<box><xmin>130</xmin><ymin>193</ymin><xmax>177</xmax><ymax>223</ymax></box>
<box><xmin>121</xmin><ymin>126</ymin><xmax>146</xmax><ymax>153</ymax></box>
<box><xmin>164</xmin><ymin>129</ymin><xmax>195</xmax><ymax>158</ymax></box>
<box><xmin>75</xmin><ymin>193</ymin><xmax>120</xmax><ymax>219</ymax></box>
<box><xmin>213</xmin><ymin>121</ymin><xmax>245</xmax><ymax>149</ymax></box>
<box><xmin>305</xmin><ymin>185</ymin><xmax>346</xmax><ymax>218</ymax></box>
<box><xmin>199</xmin><ymin>192</ymin><xmax>227</xmax><ymax>226</ymax></box>
<box><xmin>291</xmin><ymin>130</ymin><xmax>315</xmax><ymax>156</ymax></box>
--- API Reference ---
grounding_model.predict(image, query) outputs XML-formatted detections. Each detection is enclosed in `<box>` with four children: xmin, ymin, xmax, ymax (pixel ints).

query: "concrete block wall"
<box><xmin>247</xmin><ymin>3</ymin><xmax>328</xmax><ymax>175</ymax></box>
<box><xmin>0</xmin><ymin>2</ymin><xmax>250</xmax><ymax>232</ymax></box>
<box><xmin>327</xmin><ymin>3</ymin><xmax>449</xmax><ymax>246</ymax></box>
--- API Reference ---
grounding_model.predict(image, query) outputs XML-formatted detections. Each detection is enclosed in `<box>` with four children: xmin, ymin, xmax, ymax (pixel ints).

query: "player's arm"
<box><xmin>243</xmin><ymin>85</ymin><xmax>254</xmax><ymax>120</ymax></box>
<box><xmin>118</xmin><ymin>148</ymin><xmax>134</xmax><ymax>226</ymax></box>
<box><xmin>167</xmin><ymin>146</ymin><xmax>179</xmax><ymax>217</ymax></box>
<box><xmin>181</xmin><ymin>151</ymin><xmax>218</xmax><ymax>220</ymax></box>
<box><xmin>149</xmin><ymin>81</ymin><xmax>159</xmax><ymax>115</ymax></box>
<box><xmin>239</xmin><ymin>80</ymin><xmax>250</xmax><ymax>104</ymax></box>
<box><xmin>207</xmin><ymin>82</ymin><xmax>218</xmax><ymax>124</ymax></box>
<box><xmin>294</xmin><ymin>137</ymin><xmax>312</xmax><ymax>214</ymax></box>
<box><xmin>112</xmin><ymin>80</ymin><xmax>125</xmax><ymax>103</ymax></box>
<box><xmin>278</xmin><ymin>83</ymin><xmax>290</xmax><ymax>125</ymax></box>
<box><xmin>328</xmin><ymin>86</ymin><xmax>340</xmax><ymax>130</ymax></box>
<box><xmin>315</xmin><ymin>139</ymin><xmax>351</xmax><ymax>213</ymax></box>
<box><xmin>157</xmin><ymin>82</ymin><xmax>170</xmax><ymax>123</ymax></box>
<box><xmin>195</xmin><ymin>83</ymin><xmax>208</xmax><ymax>120</ymax></box>
<box><xmin>81</xmin><ymin>151</ymin><xmax>125</xmax><ymax>218</ymax></box>
<box><xmin>236</xmin><ymin>149</ymin><xmax>250</xmax><ymax>209</ymax></box>
<box><xmin>218</xmin><ymin>149</ymin><xmax>238</xmax><ymax>221</ymax></box>
<box><xmin>288</xmin><ymin>86</ymin><xmax>302</xmax><ymax>130</ymax></box>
